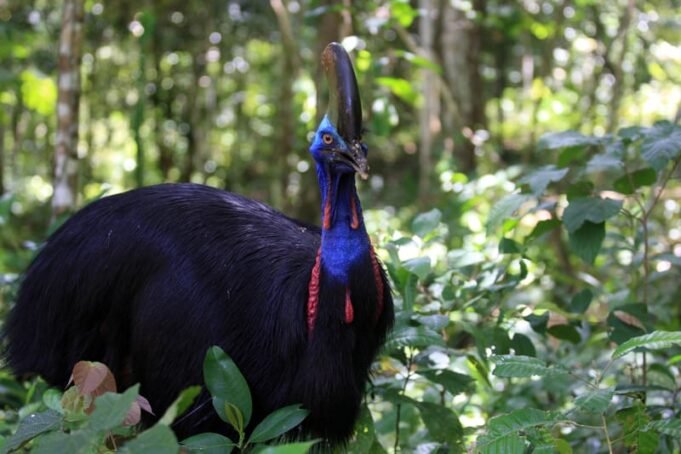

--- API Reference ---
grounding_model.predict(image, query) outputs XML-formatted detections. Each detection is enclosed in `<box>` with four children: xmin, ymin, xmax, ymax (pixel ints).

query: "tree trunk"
<box><xmin>270</xmin><ymin>0</ymin><xmax>299</xmax><ymax>211</ymax></box>
<box><xmin>438</xmin><ymin>0</ymin><xmax>486</xmax><ymax>173</ymax></box>
<box><xmin>53</xmin><ymin>0</ymin><xmax>84</xmax><ymax>217</ymax></box>
<box><xmin>418</xmin><ymin>0</ymin><xmax>439</xmax><ymax>205</ymax></box>
<box><xmin>0</xmin><ymin>119</ymin><xmax>5</xmax><ymax>196</ymax></box>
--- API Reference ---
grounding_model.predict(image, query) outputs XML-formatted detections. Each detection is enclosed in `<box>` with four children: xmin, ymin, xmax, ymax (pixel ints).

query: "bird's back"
<box><xmin>4</xmin><ymin>183</ymin><xmax>322</xmax><ymax>434</ymax></box>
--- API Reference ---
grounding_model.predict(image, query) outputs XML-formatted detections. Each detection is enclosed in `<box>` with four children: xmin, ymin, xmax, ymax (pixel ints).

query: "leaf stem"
<box><xmin>394</xmin><ymin>351</ymin><xmax>414</xmax><ymax>453</ymax></box>
<box><xmin>601</xmin><ymin>414</ymin><xmax>614</xmax><ymax>454</ymax></box>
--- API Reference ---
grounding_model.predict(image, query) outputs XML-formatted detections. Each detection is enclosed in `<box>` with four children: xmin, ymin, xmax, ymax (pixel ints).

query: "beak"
<box><xmin>322</xmin><ymin>42</ymin><xmax>369</xmax><ymax>179</ymax></box>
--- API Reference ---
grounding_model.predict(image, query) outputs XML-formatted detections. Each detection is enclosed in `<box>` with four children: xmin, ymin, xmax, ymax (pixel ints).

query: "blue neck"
<box><xmin>317</xmin><ymin>164</ymin><xmax>370</xmax><ymax>285</ymax></box>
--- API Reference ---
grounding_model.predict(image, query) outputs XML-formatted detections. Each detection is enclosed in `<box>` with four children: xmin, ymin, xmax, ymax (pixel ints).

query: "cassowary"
<box><xmin>3</xmin><ymin>43</ymin><xmax>393</xmax><ymax>443</ymax></box>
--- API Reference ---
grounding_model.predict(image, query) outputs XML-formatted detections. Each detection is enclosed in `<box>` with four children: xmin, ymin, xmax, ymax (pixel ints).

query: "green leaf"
<box><xmin>181</xmin><ymin>433</ymin><xmax>235</xmax><ymax>454</ymax></box>
<box><xmin>478</xmin><ymin>409</ymin><xmax>559</xmax><ymax>450</ymax></box>
<box><xmin>386</xmin><ymin>325</ymin><xmax>446</xmax><ymax>350</ymax></box>
<box><xmin>487</xmin><ymin>194</ymin><xmax>533</xmax><ymax>234</ymax></box>
<box><xmin>20</xmin><ymin>70</ymin><xmax>57</xmax><ymax>116</ymax></box>
<box><xmin>613</xmin><ymin>168</ymin><xmax>657</xmax><ymax>194</ymax></box>
<box><xmin>510</xmin><ymin>333</ymin><xmax>536</xmax><ymax>357</ymax></box>
<box><xmin>402</xmin><ymin>257</ymin><xmax>431</xmax><ymax>280</ymax></box>
<box><xmin>120</xmin><ymin>424</ymin><xmax>179</xmax><ymax>454</ymax></box>
<box><xmin>608</xmin><ymin>304</ymin><xmax>648</xmax><ymax>344</ymax></box>
<box><xmin>390</xmin><ymin>0</ymin><xmax>418</xmax><ymax>27</ymax></box>
<box><xmin>375</xmin><ymin>77</ymin><xmax>417</xmax><ymax>104</ymax></box>
<box><xmin>33</xmin><ymin>430</ymin><xmax>98</xmax><ymax>454</ymax></box>
<box><xmin>562</xmin><ymin>197</ymin><xmax>622</xmax><ymax>233</ymax></box>
<box><xmin>574</xmin><ymin>388</ymin><xmax>613</xmax><ymax>414</ymax></box>
<box><xmin>491</xmin><ymin>355</ymin><xmax>549</xmax><ymax>377</ymax></box>
<box><xmin>525</xmin><ymin>219</ymin><xmax>561</xmax><ymax>242</ymax></box>
<box><xmin>248</xmin><ymin>404</ymin><xmax>308</xmax><ymax>444</ymax></box>
<box><xmin>569</xmin><ymin>289</ymin><xmax>593</xmax><ymax>313</ymax></box>
<box><xmin>215</xmin><ymin>401</ymin><xmax>244</xmax><ymax>434</ymax></box>
<box><xmin>159</xmin><ymin>386</ymin><xmax>201</xmax><ymax>426</ymax></box>
<box><xmin>350</xmin><ymin>404</ymin><xmax>380</xmax><ymax>454</ymax></box>
<box><xmin>88</xmin><ymin>385</ymin><xmax>139</xmax><ymax>432</ymax></box>
<box><xmin>519</xmin><ymin>165</ymin><xmax>569</xmax><ymax>195</ymax></box>
<box><xmin>4</xmin><ymin>410</ymin><xmax>62</xmax><ymax>452</ymax></box>
<box><xmin>537</xmin><ymin>131</ymin><xmax>601</xmax><ymax>151</ymax></box>
<box><xmin>420</xmin><ymin>370</ymin><xmax>474</xmax><ymax>396</ymax></box>
<box><xmin>203</xmin><ymin>346</ymin><xmax>252</xmax><ymax>426</ymax></box>
<box><xmin>617</xmin><ymin>403</ymin><xmax>658</xmax><ymax>453</ymax></box>
<box><xmin>414</xmin><ymin>401</ymin><xmax>463</xmax><ymax>448</ymax></box>
<box><xmin>586</xmin><ymin>152</ymin><xmax>624</xmax><ymax>173</ymax></box>
<box><xmin>568</xmin><ymin>221</ymin><xmax>605</xmax><ymax>264</ymax></box>
<box><xmin>612</xmin><ymin>331</ymin><xmax>681</xmax><ymax>359</ymax></box>
<box><xmin>479</xmin><ymin>433</ymin><xmax>526</xmax><ymax>454</ymax></box>
<box><xmin>646</xmin><ymin>418</ymin><xmax>681</xmax><ymax>438</ymax></box>
<box><xmin>547</xmin><ymin>324</ymin><xmax>581</xmax><ymax>344</ymax></box>
<box><xmin>411</xmin><ymin>209</ymin><xmax>441</xmax><ymax>238</ymax></box>
<box><xmin>499</xmin><ymin>238</ymin><xmax>521</xmax><ymax>254</ymax></box>
<box><xmin>525</xmin><ymin>312</ymin><xmax>549</xmax><ymax>334</ymax></box>
<box><xmin>641</xmin><ymin>121</ymin><xmax>681</xmax><ymax>171</ymax></box>
<box><xmin>254</xmin><ymin>440</ymin><xmax>318</xmax><ymax>454</ymax></box>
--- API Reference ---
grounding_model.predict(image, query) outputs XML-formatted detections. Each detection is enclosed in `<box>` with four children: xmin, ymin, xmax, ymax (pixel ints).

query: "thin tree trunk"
<box><xmin>418</xmin><ymin>0</ymin><xmax>439</xmax><ymax>205</ymax></box>
<box><xmin>438</xmin><ymin>0</ymin><xmax>486</xmax><ymax>173</ymax></box>
<box><xmin>606</xmin><ymin>0</ymin><xmax>635</xmax><ymax>133</ymax></box>
<box><xmin>0</xmin><ymin>119</ymin><xmax>5</xmax><ymax>196</ymax></box>
<box><xmin>53</xmin><ymin>0</ymin><xmax>84</xmax><ymax>217</ymax></box>
<box><xmin>271</xmin><ymin>0</ymin><xmax>300</xmax><ymax>210</ymax></box>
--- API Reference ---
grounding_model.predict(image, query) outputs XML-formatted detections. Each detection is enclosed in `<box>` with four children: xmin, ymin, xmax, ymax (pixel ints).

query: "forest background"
<box><xmin>0</xmin><ymin>0</ymin><xmax>680</xmax><ymax>452</ymax></box>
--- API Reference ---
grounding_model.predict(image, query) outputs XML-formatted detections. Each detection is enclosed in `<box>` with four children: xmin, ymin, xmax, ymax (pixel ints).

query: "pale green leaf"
<box><xmin>612</xmin><ymin>330</ymin><xmax>681</xmax><ymax>359</ymax></box>
<box><xmin>574</xmin><ymin>388</ymin><xmax>613</xmax><ymax>414</ymax></box>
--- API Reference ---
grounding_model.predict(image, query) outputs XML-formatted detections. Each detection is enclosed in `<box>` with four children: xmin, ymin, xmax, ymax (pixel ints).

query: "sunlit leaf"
<box><xmin>574</xmin><ymin>388</ymin><xmax>613</xmax><ymax>414</ymax></box>
<box><xmin>519</xmin><ymin>165</ymin><xmax>569</xmax><ymax>196</ymax></box>
<box><xmin>411</xmin><ymin>209</ymin><xmax>441</xmax><ymax>238</ymax></box>
<box><xmin>537</xmin><ymin>131</ymin><xmax>602</xmax><ymax>151</ymax></box>
<box><xmin>491</xmin><ymin>355</ymin><xmax>549</xmax><ymax>377</ymax></box>
<box><xmin>487</xmin><ymin>194</ymin><xmax>533</xmax><ymax>234</ymax></box>
<box><xmin>562</xmin><ymin>198</ymin><xmax>622</xmax><ymax>232</ymax></box>
<box><xmin>641</xmin><ymin>121</ymin><xmax>681</xmax><ymax>171</ymax></box>
<box><xmin>646</xmin><ymin>418</ymin><xmax>681</xmax><ymax>439</ymax></box>
<box><xmin>612</xmin><ymin>331</ymin><xmax>681</xmax><ymax>359</ymax></box>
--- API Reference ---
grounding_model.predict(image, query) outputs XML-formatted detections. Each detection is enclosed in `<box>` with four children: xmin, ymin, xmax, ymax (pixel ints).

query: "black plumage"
<box><xmin>3</xmin><ymin>43</ymin><xmax>393</xmax><ymax>443</ymax></box>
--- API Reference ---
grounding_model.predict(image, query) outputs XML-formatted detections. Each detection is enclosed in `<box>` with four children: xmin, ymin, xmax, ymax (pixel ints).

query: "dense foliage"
<box><xmin>1</xmin><ymin>0</ymin><xmax>680</xmax><ymax>452</ymax></box>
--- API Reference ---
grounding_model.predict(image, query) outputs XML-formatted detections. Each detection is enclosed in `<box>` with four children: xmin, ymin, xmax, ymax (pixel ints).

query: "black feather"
<box><xmin>4</xmin><ymin>183</ymin><xmax>394</xmax><ymax>442</ymax></box>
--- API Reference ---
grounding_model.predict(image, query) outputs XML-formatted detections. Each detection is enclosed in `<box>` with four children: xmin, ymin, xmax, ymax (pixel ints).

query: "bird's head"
<box><xmin>310</xmin><ymin>43</ymin><xmax>368</xmax><ymax>180</ymax></box>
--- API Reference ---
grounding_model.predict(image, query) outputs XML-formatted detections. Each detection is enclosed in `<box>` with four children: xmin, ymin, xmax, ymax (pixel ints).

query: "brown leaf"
<box><xmin>123</xmin><ymin>401</ymin><xmax>142</xmax><ymax>426</ymax></box>
<box><xmin>135</xmin><ymin>395</ymin><xmax>154</xmax><ymax>416</ymax></box>
<box><xmin>613</xmin><ymin>311</ymin><xmax>646</xmax><ymax>330</ymax></box>
<box><xmin>70</xmin><ymin>361</ymin><xmax>117</xmax><ymax>397</ymax></box>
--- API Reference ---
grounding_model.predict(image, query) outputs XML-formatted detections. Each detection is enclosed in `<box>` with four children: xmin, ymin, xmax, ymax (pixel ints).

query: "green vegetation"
<box><xmin>1</xmin><ymin>0</ymin><xmax>680</xmax><ymax>452</ymax></box>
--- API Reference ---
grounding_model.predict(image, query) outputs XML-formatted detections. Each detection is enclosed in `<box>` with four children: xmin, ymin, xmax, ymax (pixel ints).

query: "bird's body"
<box><xmin>4</xmin><ymin>43</ymin><xmax>393</xmax><ymax>443</ymax></box>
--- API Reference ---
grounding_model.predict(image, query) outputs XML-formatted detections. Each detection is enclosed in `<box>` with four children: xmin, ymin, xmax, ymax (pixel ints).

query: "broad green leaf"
<box><xmin>255</xmin><ymin>440</ymin><xmax>318</xmax><ymax>454</ymax></box>
<box><xmin>646</xmin><ymin>418</ymin><xmax>681</xmax><ymax>438</ymax></box>
<box><xmin>641</xmin><ymin>121</ymin><xmax>681</xmax><ymax>171</ymax></box>
<box><xmin>375</xmin><ymin>77</ymin><xmax>417</xmax><ymax>104</ymax></box>
<box><xmin>159</xmin><ymin>386</ymin><xmax>201</xmax><ymax>426</ymax></box>
<box><xmin>248</xmin><ymin>404</ymin><xmax>308</xmax><ymax>444</ymax></box>
<box><xmin>414</xmin><ymin>401</ymin><xmax>463</xmax><ymax>448</ymax></box>
<box><xmin>491</xmin><ymin>355</ymin><xmax>549</xmax><ymax>377</ymax></box>
<box><xmin>420</xmin><ymin>370</ymin><xmax>474</xmax><ymax>396</ymax></box>
<box><xmin>618</xmin><ymin>125</ymin><xmax>647</xmax><ymax>141</ymax></box>
<box><xmin>568</xmin><ymin>221</ymin><xmax>605</xmax><ymax>264</ymax></box>
<box><xmin>4</xmin><ymin>410</ymin><xmax>61</xmax><ymax>452</ymax></box>
<box><xmin>574</xmin><ymin>388</ymin><xmax>613</xmax><ymax>413</ymax></box>
<box><xmin>350</xmin><ymin>404</ymin><xmax>379</xmax><ymax>454</ymax></box>
<box><xmin>547</xmin><ymin>324</ymin><xmax>581</xmax><ymax>344</ymax></box>
<box><xmin>562</xmin><ymin>197</ymin><xmax>622</xmax><ymax>233</ymax></box>
<box><xmin>487</xmin><ymin>194</ymin><xmax>532</xmax><ymax>234</ymax></box>
<box><xmin>525</xmin><ymin>219</ymin><xmax>561</xmax><ymax>242</ymax></box>
<box><xmin>385</xmin><ymin>325</ymin><xmax>446</xmax><ymax>350</ymax></box>
<box><xmin>617</xmin><ymin>403</ymin><xmax>658</xmax><ymax>453</ymax></box>
<box><xmin>613</xmin><ymin>168</ymin><xmax>657</xmax><ymax>194</ymax></box>
<box><xmin>607</xmin><ymin>304</ymin><xmax>648</xmax><ymax>345</ymax></box>
<box><xmin>519</xmin><ymin>165</ymin><xmax>569</xmax><ymax>195</ymax></box>
<box><xmin>412</xmin><ymin>209</ymin><xmax>441</xmax><ymax>238</ymax></box>
<box><xmin>402</xmin><ymin>257</ymin><xmax>431</xmax><ymax>280</ymax></box>
<box><xmin>120</xmin><ymin>424</ymin><xmax>179</xmax><ymax>454</ymax></box>
<box><xmin>525</xmin><ymin>312</ymin><xmax>549</xmax><ymax>334</ymax></box>
<box><xmin>499</xmin><ymin>238</ymin><xmax>521</xmax><ymax>254</ymax></box>
<box><xmin>447</xmin><ymin>249</ymin><xmax>486</xmax><ymax>268</ymax></box>
<box><xmin>181</xmin><ymin>433</ymin><xmax>235</xmax><ymax>454</ymax></box>
<box><xmin>42</xmin><ymin>389</ymin><xmax>63</xmax><ymax>414</ymax></box>
<box><xmin>537</xmin><ymin>131</ymin><xmax>601</xmax><ymax>151</ymax></box>
<box><xmin>478</xmin><ymin>409</ymin><xmax>559</xmax><ymax>450</ymax></box>
<box><xmin>88</xmin><ymin>385</ymin><xmax>139</xmax><ymax>432</ymax></box>
<box><xmin>479</xmin><ymin>432</ymin><xmax>526</xmax><ymax>454</ymax></box>
<box><xmin>586</xmin><ymin>152</ymin><xmax>624</xmax><ymax>173</ymax></box>
<box><xmin>569</xmin><ymin>289</ymin><xmax>593</xmax><ymax>313</ymax></box>
<box><xmin>33</xmin><ymin>430</ymin><xmax>98</xmax><ymax>454</ymax></box>
<box><xmin>612</xmin><ymin>331</ymin><xmax>681</xmax><ymax>359</ymax></box>
<box><xmin>389</xmin><ymin>0</ymin><xmax>417</xmax><ymax>27</ymax></box>
<box><xmin>510</xmin><ymin>333</ymin><xmax>536</xmax><ymax>357</ymax></box>
<box><xmin>203</xmin><ymin>346</ymin><xmax>252</xmax><ymax>426</ymax></box>
<box><xmin>20</xmin><ymin>70</ymin><xmax>56</xmax><ymax>116</ymax></box>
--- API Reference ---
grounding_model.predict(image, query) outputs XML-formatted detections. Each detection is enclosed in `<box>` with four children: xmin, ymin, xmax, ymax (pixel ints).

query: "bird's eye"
<box><xmin>322</xmin><ymin>133</ymin><xmax>334</xmax><ymax>145</ymax></box>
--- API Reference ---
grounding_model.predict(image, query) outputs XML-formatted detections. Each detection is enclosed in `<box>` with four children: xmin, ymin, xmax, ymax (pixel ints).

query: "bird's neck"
<box><xmin>316</xmin><ymin>166</ymin><xmax>370</xmax><ymax>284</ymax></box>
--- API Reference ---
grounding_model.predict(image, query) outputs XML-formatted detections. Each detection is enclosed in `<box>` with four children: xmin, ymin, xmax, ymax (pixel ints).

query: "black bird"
<box><xmin>3</xmin><ymin>43</ymin><xmax>393</xmax><ymax>443</ymax></box>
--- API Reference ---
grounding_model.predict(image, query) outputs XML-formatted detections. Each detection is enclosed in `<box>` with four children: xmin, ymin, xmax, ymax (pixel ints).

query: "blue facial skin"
<box><xmin>309</xmin><ymin>115</ymin><xmax>370</xmax><ymax>285</ymax></box>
